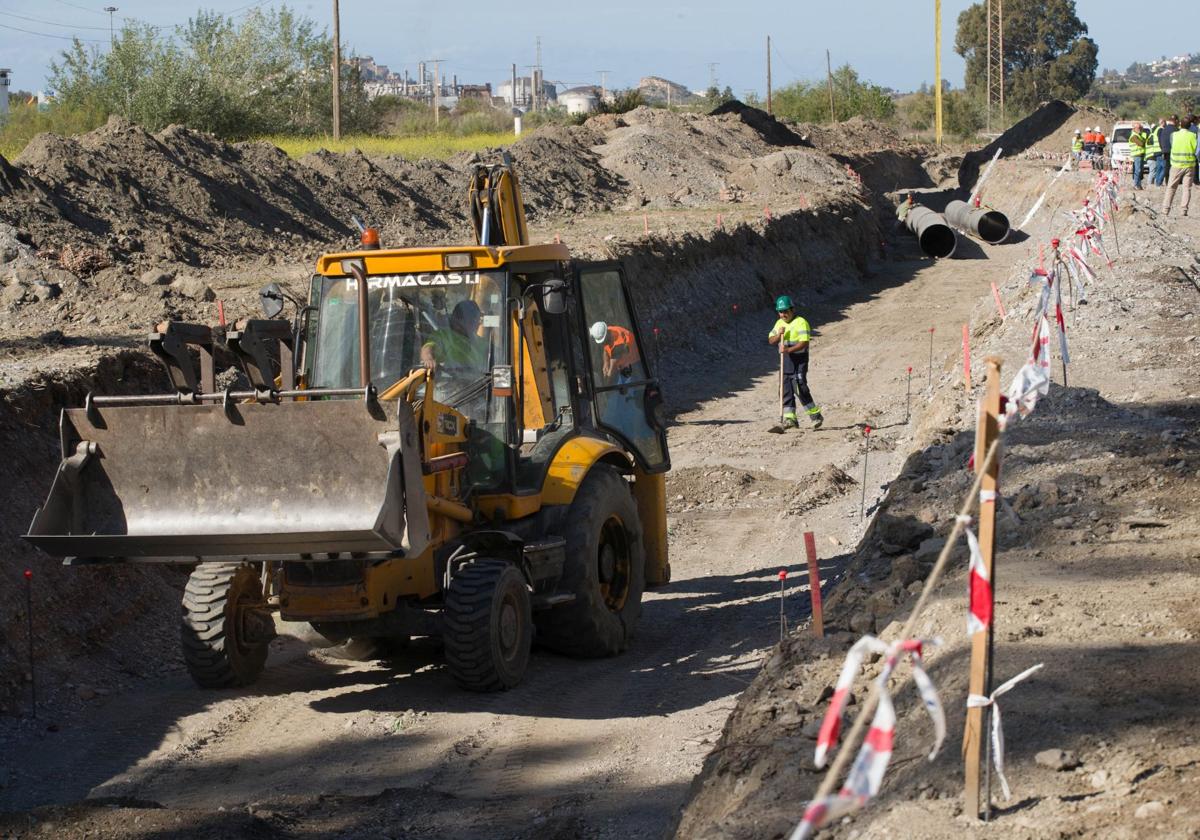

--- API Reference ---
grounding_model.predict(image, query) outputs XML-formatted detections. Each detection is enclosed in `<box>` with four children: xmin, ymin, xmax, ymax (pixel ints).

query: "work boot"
<box><xmin>810</xmin><ymin>412</ymin><xmax>824</xmax><ymax>430</ymax></box>
<box><xmin>782</xmin><ymin>416</ymin><xmax>799</xmax><ymax>429</ymax></box>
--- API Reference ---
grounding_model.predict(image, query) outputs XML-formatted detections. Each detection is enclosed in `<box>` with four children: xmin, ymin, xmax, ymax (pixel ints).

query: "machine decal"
<box><xmin>346</xmin><ymin>271</ymin><xmax>481</xmax><ymax>291</ymax></box>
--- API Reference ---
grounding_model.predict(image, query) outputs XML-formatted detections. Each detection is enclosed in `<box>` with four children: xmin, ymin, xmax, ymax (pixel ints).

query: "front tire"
<box><xmin>535</xmin><ymin>464</ymin><xmax>645</xmax><ymax>657</ymax></box>
<box><xmin>181</xmin><ymin>563</ymin><xmax>273</xmax><ymax>688</ymax></box>
<box><xmin>443</xmin><ymin>559</ymin><xmax>532</xmax><ymax>691</ymax></box>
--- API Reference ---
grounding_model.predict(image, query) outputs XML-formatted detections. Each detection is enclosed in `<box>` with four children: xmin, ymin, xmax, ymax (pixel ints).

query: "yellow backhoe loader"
<box><xmin>24</xmin><ymin>158</ymin><xmax>671</xmax><ymax>691</ymax></box>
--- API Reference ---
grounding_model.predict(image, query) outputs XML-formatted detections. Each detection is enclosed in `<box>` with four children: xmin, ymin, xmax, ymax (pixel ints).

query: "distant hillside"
<box><xmin>1099</xmin><ymin>54</ymin><xmax>1200</xmax><ymax>87</ymax></box>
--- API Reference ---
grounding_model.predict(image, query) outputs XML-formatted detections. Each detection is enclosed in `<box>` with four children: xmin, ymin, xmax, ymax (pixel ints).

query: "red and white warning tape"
<box><xmin>956</xmin><ymin>512</ymin><xmax>994</xmax><ymax>635</ymax></box>
<box><xmin>794</xmin><ymin>636</ymin><xmax>944</xmax><ymax>840</ymax></box>
<box><xmin>965</xmin><ymin>663</ymin><xmax>1045</xmax><ymax>800</ymax></box>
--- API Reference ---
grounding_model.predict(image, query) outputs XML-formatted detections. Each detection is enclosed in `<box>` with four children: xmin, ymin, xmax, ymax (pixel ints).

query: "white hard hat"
<box><xmin>1074</xmin><ymin>128</ymin><xmax>1082</xmax><ymax>134</ymax></box>
<box><xmin>590</xmin><ymin>321</ymin><xmax>608</xmax><ymax>344</ymax></box>
<box><xmin>1095</xmin><ymin>125</ymin><xmax>1101</xmax><ymax>131</ymax></box>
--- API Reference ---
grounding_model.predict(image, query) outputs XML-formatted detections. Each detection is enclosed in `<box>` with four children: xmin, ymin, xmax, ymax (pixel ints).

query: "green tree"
<box><xmin>46</xmin><ymin>5</ymin><xmax>377</xmax><ymax>138</ymax></box>
<box><xmin>955</xmin><ymin>0</ymin><xmax>1098</xmax><ymax>114</ymax></box>
<box><xmin>771</xmin><ymin>65</ymin><xmax>895</xmax><ymax>124</ymax></box>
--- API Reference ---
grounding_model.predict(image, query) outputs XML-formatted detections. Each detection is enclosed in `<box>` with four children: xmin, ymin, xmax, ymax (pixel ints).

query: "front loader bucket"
<box><xmin>24</xmin><ymin>398</ymin><xmax>430</xmax><ymax>563</ymax></box>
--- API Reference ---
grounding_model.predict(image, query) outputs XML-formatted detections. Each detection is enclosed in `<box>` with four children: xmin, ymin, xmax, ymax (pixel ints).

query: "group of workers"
<box><xmin>1118</xmin><ymin>116</ymin><xmax>1200</xmax><ymax>215</ymax></box>
<box><xmin>1071</xmin><ymin>126</ymin><xmax>1108</xmax><ymax>161</ymax></box>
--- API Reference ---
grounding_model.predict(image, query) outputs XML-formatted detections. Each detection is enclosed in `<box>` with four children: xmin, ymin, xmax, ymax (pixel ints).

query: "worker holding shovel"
<box><xmin>767</xmin><ymin>295</ymin><xmax>824</xmax><ymax>432</ymax></box>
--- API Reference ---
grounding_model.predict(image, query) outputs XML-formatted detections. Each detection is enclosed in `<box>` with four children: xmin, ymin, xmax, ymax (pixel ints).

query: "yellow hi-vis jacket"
<box><xmin>1170</xmin><ymin>129</ymin><xmax>1198</xmax><ymax>169</ymax></box>
<box><xmin>769</xmin><ymin>315</ymin><xmax>811</xmax><ymax>349</ymax></box>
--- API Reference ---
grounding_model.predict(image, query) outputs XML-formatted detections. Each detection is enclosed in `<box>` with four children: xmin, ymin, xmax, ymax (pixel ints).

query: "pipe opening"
<box><xmin>977</xmin><ymin>211</ymin><xmax>1010</xmax><ymax>244</ymax></box>
<box><xmin>919</xmin><ymin>224</ymin><xmax>957</xmax><ymax>259</ymax></box>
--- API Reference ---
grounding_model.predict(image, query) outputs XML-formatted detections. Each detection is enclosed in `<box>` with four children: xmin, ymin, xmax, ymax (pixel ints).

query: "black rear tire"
<box><xmin>443</xmin><ymin>559</ymin><xmax>532</xmax><ymax>691</ymax></box>
<box><xmin>535</xmin><ymin>464</ymin><xmax>645</xmax><ymax>657</ymax></box>
<box><xmin>181</xmin><ymin>563</ymin><xmax>271</xmax><ymax>688</ymax></box>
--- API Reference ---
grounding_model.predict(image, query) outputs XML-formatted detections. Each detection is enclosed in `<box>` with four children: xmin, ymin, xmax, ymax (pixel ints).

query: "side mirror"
<box><xmin>259</xmin><ymin>282</ymin><xmax>285</xmax><ymax>319</ymax></box>
<box><xmin>643</xmin><ymin>382</ymin><xmax>667</xmax><ymax>430</ymax></box>
<box><xmin>542</xmin><ymin>279</ymin><xmax>567</xmax><ymax>315</ymax></box>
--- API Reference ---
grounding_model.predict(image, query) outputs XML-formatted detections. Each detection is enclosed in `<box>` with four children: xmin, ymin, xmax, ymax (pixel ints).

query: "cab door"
<box><xmin>572</xmin><ymin>262</ymin><xmax>669</xmax><ymax>472</ymax></box>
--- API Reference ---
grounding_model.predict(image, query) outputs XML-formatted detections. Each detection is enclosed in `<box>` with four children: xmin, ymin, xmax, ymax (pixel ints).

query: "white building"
<box><xmin>559</xmin><ymin>86</ymin><xmax>600</xmax><ymax>115</ymax></box>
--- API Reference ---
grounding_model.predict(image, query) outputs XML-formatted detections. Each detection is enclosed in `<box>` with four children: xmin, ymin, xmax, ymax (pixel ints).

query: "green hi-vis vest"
<box><xmin>1072</xmin><ymin>137</ymin><xmax>1084</xmax><ymax>152</ymax></box>
<box><xmin>1129</xmin><ymin>130</ymin><xmax>1148</xmax><ymax>158</ymax></box>
<box><xmin>1147</xmin><ymin>127</ymin><xmax>1162</xmax><ymax>156</ymax></box>
<box><xmin>1170</xmin><ymin>129</ymin><xmax>1198</xmax><ymax>169</ymax></box>
<box><xmin>770</xmin><ymin>315</ymin><xmax>811</xmax><ymax>348</ymax></box>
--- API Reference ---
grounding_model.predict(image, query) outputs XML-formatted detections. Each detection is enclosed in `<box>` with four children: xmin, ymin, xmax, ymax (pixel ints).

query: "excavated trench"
<box><xmin>0</xmin><ymin>103</ymin><xmax>1122</xmax><ymax>838</ymax></box>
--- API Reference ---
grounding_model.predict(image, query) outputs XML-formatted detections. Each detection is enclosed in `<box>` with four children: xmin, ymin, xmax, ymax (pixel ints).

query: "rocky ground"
<box><xmin>674</xmin><ymin>164</ymin><xmax>1200</xmax><ymax>838</ymax></box>
<box><xmin>0</xmin><ymin>102</ymin><xmax>1196</xmax><ymax>839</ymax></box>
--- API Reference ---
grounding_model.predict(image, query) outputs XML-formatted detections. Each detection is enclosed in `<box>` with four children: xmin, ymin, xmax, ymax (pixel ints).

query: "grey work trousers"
<box><xmin>1163</xmin><ymin>165</ymin><xmax>1196</xmax><ymax>215</ymax></box>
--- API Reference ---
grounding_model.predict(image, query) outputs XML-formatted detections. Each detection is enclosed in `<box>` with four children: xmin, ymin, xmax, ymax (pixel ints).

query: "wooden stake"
<box><xmin>803</xmin><ymin>531</ymin><xmax>824</xmax><ymax>637</ymax></box>
<box><xmin>963</xmin><ymin>356</ymin><xmax>1003</xmax><ymax>820</ymax></box>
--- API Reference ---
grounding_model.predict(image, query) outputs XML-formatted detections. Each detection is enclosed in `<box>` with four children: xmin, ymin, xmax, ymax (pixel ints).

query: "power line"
<box><xmin>0</xmin><ymin>20</ymin><xmax>106</xmax><ymax>40</ymax></box>
<box><xmin>46</xmin><ymin>0</ymin><xmax>109</xmax><ymax>16</ymax></box>
<box><xmin>0</xmin><ymin>9</ymin><xmax>111</xmax><ymax>30</ymax></box>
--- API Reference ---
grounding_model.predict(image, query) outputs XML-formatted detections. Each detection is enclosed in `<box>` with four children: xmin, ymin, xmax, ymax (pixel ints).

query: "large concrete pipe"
<box><xmin>945</xmin><ymin>200</ymin><xmax>1010</xmax><ymax>244</ymax></box>
<box><xmin>905</xmin><ymin>206</ymin><xmax>957</xmax><ymax>259</ymax></box>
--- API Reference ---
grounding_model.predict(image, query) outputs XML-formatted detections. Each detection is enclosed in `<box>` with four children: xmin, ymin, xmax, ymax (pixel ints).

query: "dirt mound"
<box><xmin>598</xmin><ymin>106</ymin><xmax>846</xmax><ymax>208</ymax></box>
<box><xmin>959</xmin><ymin>100</ymin><xmax>1115</xmax><ymax>189</ymax></box>
<box><xmin>792</xmin><ymin>116</ymin><xmax>910</xmax><ymax>154</ymax></box>
<box><xmin>782</xmin><ymin>463</ymin><xmax>857</xmax><ymax>516</ymax></box>
<box><xmin>709</xmin><ymin>100</ymin><xmax>809</xmax><ymax>147</ymax></box>
<box><xmin>507</xmin><ymin>124</ymin><xmax>628</xmax><ymax>217</ymax></box>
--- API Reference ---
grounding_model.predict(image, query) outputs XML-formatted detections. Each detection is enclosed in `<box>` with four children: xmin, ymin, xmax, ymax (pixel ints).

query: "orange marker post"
<box><xmin>990</xmin><ymin>282</ymin><xmax>1007</xmax><ymax>319</ymax></box>
<box><xmin>803</xmin><ymin>532</ymin><xmax>824</xmax><ymax>637</ymax></box>
<box><xmin>962</xmin><ymin>323</ymin><xmax>972</xmax><ymax>390</ymax></box>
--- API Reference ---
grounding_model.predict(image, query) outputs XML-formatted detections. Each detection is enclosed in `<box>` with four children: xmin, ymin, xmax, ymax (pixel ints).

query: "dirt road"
<box><xmin>0</xmin><ymin>209</ymin><xmax>1031</xmax><ymax>838</ymax></box>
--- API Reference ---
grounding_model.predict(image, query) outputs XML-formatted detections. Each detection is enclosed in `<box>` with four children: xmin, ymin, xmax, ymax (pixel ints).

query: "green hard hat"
<box><xmin>775</xmin><ymin>295</ymin><xmax>794</xmax><ymax>312</ymax></box>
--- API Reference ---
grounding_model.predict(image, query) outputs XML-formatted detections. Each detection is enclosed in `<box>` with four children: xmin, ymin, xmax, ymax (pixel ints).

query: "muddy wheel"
<box><xmin>443</xmin><ymin>559</ymin><xmax>532</xmax><ymax>691</ymax></box>
<box><xmin>535</xmin><ymin>464</ymin><xmax>645</xmax><ymax>657</ymax></box>
<box><xmin>181</xmin><ymin>563</ymin><xmax>274</xmax><ymax>688</ymax></box>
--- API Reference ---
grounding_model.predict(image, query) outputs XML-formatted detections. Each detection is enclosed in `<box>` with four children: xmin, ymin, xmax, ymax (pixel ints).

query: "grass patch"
<box><xmin>256</xmin><ymin>132</ymin><xmax>515</xmax><ymax>160</ymax></box>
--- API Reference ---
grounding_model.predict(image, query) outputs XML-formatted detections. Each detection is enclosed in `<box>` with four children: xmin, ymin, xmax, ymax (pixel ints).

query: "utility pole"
<box><xmin>103</xmin><ymin>6</ymin><xmax>118</xmax><ymax>46</ymax></box>
<box><xmin>535</xmin><ymin>36</ymin><xmax>543</xmax><ymax>112</ymax></box>
<box><xmin>825</xmin><ymin>49</ymin><xmax>836</xmax><ymax>122</ymax></box>
<box><xmin>934</xmin><ymin>0</ymin><xmax>943</xmax><ymax>145</ymax></box>
<box><xmin>596</xmin><ymin>70</ymin><xmax>611</xmax><ymax>103</ymax></box>
<box><xmin>511</xmin><ymin>63</ymin><xmax>518</xmax><ymax>110</ymax></box>
<box><xmin>526</xmin><ymin>66</ymin><xmax>538</xmax><ymax>111</ymax></box>
<box><xmin>331</xmin><ymin>0</ymin><xmax>341</xmax><ymax>140</ymax></box>
<box><xmin>986</xmin><ymin>0</ymin><xmax>1005</xmax><ymax>131</ymax></box>
<box><xmin>766</xmin><ymin>35</ymin><xmax>773</xmax><ymax>115</ymax></box>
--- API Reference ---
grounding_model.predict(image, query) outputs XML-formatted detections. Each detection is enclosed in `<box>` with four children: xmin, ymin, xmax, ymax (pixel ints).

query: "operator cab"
<box><xmin>303</xmin><ymin>246</ymin><xmax>669</xmax><ymax>495</ymax></box>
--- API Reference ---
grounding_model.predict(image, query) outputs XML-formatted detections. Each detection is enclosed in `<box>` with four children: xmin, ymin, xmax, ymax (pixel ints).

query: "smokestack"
<box><xmin>0</xmin><ymin>70</ymin><xmax>11</xmax><ymax>120</ymax></box>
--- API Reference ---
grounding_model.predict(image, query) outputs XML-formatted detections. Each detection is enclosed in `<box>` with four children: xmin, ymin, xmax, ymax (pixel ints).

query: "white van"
<box><xmin>1109</xmin><ymin>122</ymin><xmax>1140</xmax><ymax>170</ymax></box>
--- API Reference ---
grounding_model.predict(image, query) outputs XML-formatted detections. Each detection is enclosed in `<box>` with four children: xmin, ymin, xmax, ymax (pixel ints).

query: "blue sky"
<box><xmin>0</xmin><ymin>0</ymin><xmax>1188</xmax><ymax>97</ymax></box>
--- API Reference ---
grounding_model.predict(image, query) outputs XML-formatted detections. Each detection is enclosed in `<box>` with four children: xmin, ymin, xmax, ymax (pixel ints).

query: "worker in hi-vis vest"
<box><xmin>1162</xmin><ymin>115</ymin><xmax>1198</xmax><ymax>215</ymax></box>
<box><xmin>1071</xmin><ymin>130</ymin><xmax>1084</xmax><ymax>160</ymax></box>
<box><xmin>767</xmin><ymin>295</ymin><xmax>823</xmax><ymax>430</ymax></box>
<box><xmin>1129</xmin><ymin>122</ymin><xmax>1148</xmax><ymax>190</ymax></box>
<box><xmin>1147</xmin><ymin>120</ymin><xmax>1164</xmax><ymax>186</ymax></box>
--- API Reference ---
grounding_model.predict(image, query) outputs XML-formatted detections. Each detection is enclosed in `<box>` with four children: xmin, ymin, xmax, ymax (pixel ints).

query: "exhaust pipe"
<box><xmin>905</xmin><ymin>206</ymin><xmax>957</xmax><ymax>259</ymax></box>
<box><xmin>946</xmin><ymin>200</ymin><xmax>1010</xmax><ymax>244</ymax></box>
